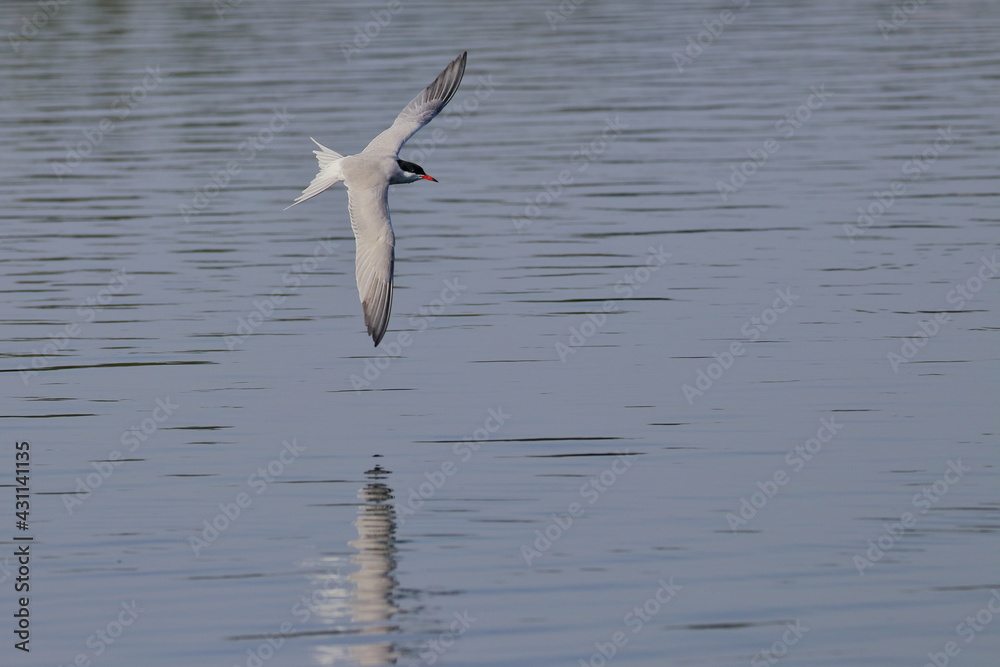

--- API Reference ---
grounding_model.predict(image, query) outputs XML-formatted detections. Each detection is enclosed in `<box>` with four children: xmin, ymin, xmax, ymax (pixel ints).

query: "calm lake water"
<box><xmin>2</xmin><ymin>0</ymin><xmax>999</xmax><ymax>665</ymax></box>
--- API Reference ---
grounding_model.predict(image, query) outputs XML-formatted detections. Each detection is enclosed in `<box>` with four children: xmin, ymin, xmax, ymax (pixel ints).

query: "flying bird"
<box><xmin>287</xmin><ymin>51</ymin><xmax>468</xmax><ymax>346</ymax></box>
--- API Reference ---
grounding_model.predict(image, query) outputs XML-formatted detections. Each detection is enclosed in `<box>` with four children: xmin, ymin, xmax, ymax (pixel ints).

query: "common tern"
<box><xmin>287</xmin><ymin>51</ymin><xmax>467</xmax><ymax>346</ymax></box>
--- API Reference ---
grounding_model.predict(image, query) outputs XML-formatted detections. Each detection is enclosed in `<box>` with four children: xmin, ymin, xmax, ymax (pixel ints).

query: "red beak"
<box><xmin>421</xmin><ymin>174</ymin><xmax>438</xmax><ymax>182</ymax></box>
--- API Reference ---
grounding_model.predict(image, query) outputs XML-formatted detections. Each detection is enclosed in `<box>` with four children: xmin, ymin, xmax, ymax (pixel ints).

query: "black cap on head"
<box><xmin>396</xmin><ymin>159</ymin><xmax>427</xmax><ymax>175</ymax></box>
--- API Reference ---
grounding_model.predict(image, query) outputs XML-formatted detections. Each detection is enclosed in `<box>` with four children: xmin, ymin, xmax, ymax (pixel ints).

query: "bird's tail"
<box><xmin>284</xmin><ymin>138</ymin><xmax>346</xmax><ymax>209</ymax></box>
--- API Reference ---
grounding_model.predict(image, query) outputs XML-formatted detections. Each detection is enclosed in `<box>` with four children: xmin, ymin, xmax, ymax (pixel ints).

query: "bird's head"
<box><xmin>396</xmin><ymin>159</ymin><xmax>438</xmax><ymax>184</ymax></box>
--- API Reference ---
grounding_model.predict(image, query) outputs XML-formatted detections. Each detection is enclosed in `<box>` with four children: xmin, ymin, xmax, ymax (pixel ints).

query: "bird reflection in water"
<box><xmin>308</xmin><ymin>461</ymin><xmax>401</xmax><ymax>666</ymax></box>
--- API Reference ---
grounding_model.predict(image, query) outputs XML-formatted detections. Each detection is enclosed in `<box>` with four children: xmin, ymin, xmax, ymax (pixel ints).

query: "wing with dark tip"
<box><xmin>347</xmin><ymin>183</ymin><xmax>395</xmax><ymax>346</ymax></box>
<box><xmin>361</xmin><ymin>51</ymin><xmax>467</xmax><ymax>157</ymax></box>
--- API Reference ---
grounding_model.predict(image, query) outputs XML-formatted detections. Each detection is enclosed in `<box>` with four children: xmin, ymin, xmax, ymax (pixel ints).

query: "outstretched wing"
<box><xmin>347</xmin><ymin>183</ymin><xmax>395</xmax><ymax>346</ymax></box>
<box><xmin>361</xmin><ymin>51</ymin><xmax>467</xmax><ymax>157</ymax></box>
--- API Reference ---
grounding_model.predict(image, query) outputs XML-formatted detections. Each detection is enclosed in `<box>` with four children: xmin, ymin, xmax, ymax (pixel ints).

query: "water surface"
<box><xmin>2</xmin><ymin>1</ymin><xmax>999</xmax><ymax>665</ymax></box>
